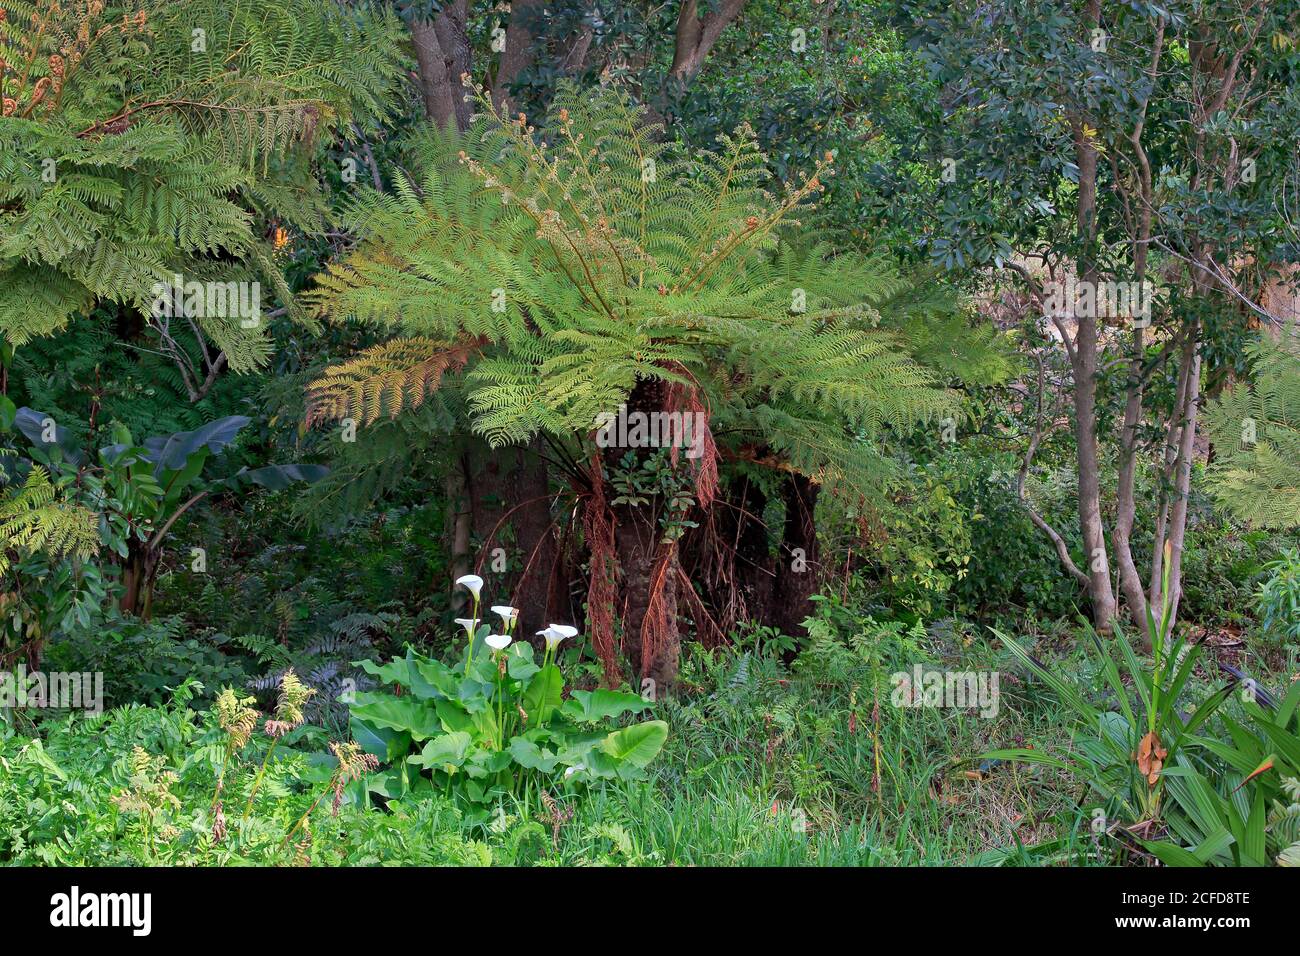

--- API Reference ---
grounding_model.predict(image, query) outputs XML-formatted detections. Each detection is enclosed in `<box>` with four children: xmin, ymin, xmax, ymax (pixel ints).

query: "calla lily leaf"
<box><xmin>357</xmin><ymin>657</ymin><xmax>411</xmax><ymax>689</ymax></box>
<box><xmin>350</xmin><ymin>693</ymin><xmax>442</xmax><ymax>741</ymax></box>
<box><xmin>509</xmin><ymin>737</ymin><xmax>561</xmax><ymax>773</ymax></box>
<box><xmin>350</xmin><ymin>717</ymin><xmax>411</xmax><ymax>764</ymax></box>
<box><xmin>416</xmin><ymin>732</ymin><xmax>473</xmax><ymax>770</ymax></box>
<box><xmin>562</xmin><ymin>689</ymin><xmax>654</xmax><ymax>724</ymax></box>
<box><xmin>599</xmin><ymin>720</ymin><xmax>669</xmax><ymax>768</ymax></box>
<box><xmin>523</xmin><ymin>665</ymin><xmax>563</xmax><ymax>723</ymax></box>
<box><xmin>411</xmin><ymin>652</ymin><xmax>458</xmax><ymax>700</ymax></box>
<box><xmin>506</xmin><ymin>643</ymin><xmax>539</xmax><ymax>681</ymax></box>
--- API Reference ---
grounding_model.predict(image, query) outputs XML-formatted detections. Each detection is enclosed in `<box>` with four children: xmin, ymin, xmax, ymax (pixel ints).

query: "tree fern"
<box><xmin>306</xmin><ymin>81</ymin><xmax>1011</xmax><ymax>498</ymax></box>
<box><xmin>0</xmin><ymin>0</ymin><xmax>405</xmax><ymax>355</ymax></box>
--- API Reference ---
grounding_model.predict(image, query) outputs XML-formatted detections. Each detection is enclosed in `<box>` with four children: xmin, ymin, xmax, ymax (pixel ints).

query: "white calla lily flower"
<box><xmin>490</xmin><ymin>605</ymin><xmax>519</xmax><ymax>627</ymax></box>
<box><xmin>564</xmin><ymin>763</ymin><xmax>586</xmax><ymax>778</ymax></box>
<box><xmin>484</xmin><ymin>633</ymin><xmax>512</xmax><ymax>652</ymax></box>
<box><xmin>454</xmin><ymin>617</ymin><xmax>476</xmax><ymax>635</ymax></box>
<box><xmin>455</xmin><ymin>574</ymin><xmax>484</xmax><ymax>599</ymax></box>
<box><xmin>539</xmin><ymin>623</ymin><xmax>579</xmax><ymax>649</ymax></box>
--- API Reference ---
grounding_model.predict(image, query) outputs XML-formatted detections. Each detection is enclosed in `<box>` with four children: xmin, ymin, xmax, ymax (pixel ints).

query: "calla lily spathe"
<box><xmin>454</xmin><ymin>617</ymin><xmax>476</xmax><ymax>635</ymax></box>
<box><xmin>490</xmin><ymin>605</ymin><xmax>519</xmax><ymax>628</ymax></box>
<box><xmin>455</xmin><ymin>574</ymin><xmax>484</xmax><ymax>599</ymax></box>
<box><xmin>484</xmin><ymin>634</ymin><xmax>512</xmax><ymax>652</ymax></box>
<box><xmin>538</xmin><ymin>624</ymin><xmax>579</xmax><ymax>649</ymax></box>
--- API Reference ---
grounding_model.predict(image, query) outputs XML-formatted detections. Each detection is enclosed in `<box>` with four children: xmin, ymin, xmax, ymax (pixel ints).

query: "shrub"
<box><xmin>1257</xmin><ymin>549</ymin><xmax>1300</xmax><ymax>646</ymax></box>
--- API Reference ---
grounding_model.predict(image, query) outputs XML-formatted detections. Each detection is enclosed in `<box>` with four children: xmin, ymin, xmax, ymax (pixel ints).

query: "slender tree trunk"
<box><xmin>1070</xmin><ymin>96</ymin><xmax>1118</xmax><ymax>633</ymax></box>
<box><xmin>1111</xmin><ymin>18</ymin><xmax>1165</xmax><ymax>648</ymax></box>
<box><xmin>1161</xmin><ymin>330</ymin><xmax>1203</xmax><ymax>632</ymax></box>
<box><xmin>1113</xmin><ymin>330</ymin><xmax>1152</xmax><ymax>645</ymax></box>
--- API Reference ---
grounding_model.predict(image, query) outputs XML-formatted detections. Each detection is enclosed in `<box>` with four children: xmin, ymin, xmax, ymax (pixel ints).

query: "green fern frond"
<box><xmin>305</xmin><ymin>81</ymin><xmax>1006</xmax><ymax>499</ymax></box>
<box><xmin>0</xmin><ymin>463</ymin><xmax>99</xmax><ymax>575</ymax></box>
<box><xmin>1206</xmin><ymin>333</ymin><xmax>1300</xmax><ymax>528</ymax></box>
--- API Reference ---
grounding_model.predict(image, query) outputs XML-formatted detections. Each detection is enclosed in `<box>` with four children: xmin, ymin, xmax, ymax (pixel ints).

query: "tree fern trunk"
<box><xmin>443</xmin><ymin>452</ymin><xmax>472</xmax><ymax>616</ymax></box>
<box><xmin>605</xmin><ymin>378</ymin><xmax>682</xmax><ymax>684</ymax></box>
<box><xmin>707</xmin><ymin>471</ymin><xmax>774</xmax><ymax>630</ymax></box>
<box><xmin>768</xmin><ymin>473</ymin><xmax>819</xmax><ymax>641</ymax></box>
<box><xmin>467</xmin><ymin>437</ymin><xmax>557</xmax><ymax>637</ymax></box>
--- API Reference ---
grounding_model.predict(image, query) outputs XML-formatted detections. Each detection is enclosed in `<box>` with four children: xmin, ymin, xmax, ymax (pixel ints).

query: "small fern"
<box><xmin>0</xmin><ymin>460</ymin><xmax>98</xmax><ymax>576</ymax></box>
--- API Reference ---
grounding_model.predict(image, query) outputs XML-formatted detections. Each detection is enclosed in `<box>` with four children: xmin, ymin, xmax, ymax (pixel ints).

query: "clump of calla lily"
<box><xmin>453</xmin><ymin>576</ymin><xmax>579</xmax><ymax>675</ymax></box>
<box><xmin>349</xmin><ymin>586</ymin><xmax>666</xmax><ymax>812</ymax></box>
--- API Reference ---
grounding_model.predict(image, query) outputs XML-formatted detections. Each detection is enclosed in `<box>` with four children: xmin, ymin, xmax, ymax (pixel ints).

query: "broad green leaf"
<box><xmin>350</xmin><ymin>693</ymin><xmax>442</xmax><ymax>740</ymax></box>
<box><xmin>350</xmin><ymin>717</ymin><xmax>412</xmax><ymax>764</ymax></box>
<box><xmin>507</xmin><ymin>643</ymin><xmax>540</xmax><ymax>682</ymax></box>
<box><xmin>523</xmin><ymin>664</ymin><xmax>563</xmax><ymax>724</ymax></box>
<box><xmin>563</xmin><ymin>689</ymin><xmax>654</xmax><ymax>724</ymax></box>
<box><xmin>435</xmin><ymin>698</ymin><xmax>476</xmax><ymax>735</ymax></box>
<box><xmin>411</xmin><ymin>651</ymin><xmax>458</xmax><ymax>699</ymax></box>
<box><xmin>599</xmin><ymin>720</ymin><xmax>668</xmax><ymax>767</ymax></box>
<box><xmin>415</xmin><ymin>732</ymin><xmax>473</xmax><ymax>770</ymax></box>
<box><xmin>357</xmin><ymin>657</ymin><xmax>411</xmax><ymax>689</ymax></box>
<box><xmin>509</xmin><ymin>736</ymin><xmax>561</xmax><ymax>772</ymax></box>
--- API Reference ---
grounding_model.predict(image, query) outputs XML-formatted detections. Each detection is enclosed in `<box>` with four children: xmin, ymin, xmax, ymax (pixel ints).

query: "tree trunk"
<box><xmin>604</xmin><ymin>378</ymin><xmax>681</xmax><ymax>683</ymax></box>
<box><xmin>466</xmin><ymin>437</ymin><xmax>558</xmax><ymax>637</ymax></box>
<box><xmin>668</xmin><ymin>0</ymin><xmax>749</xmax><ymax>88</ymax></box>
<box><xmin>768</xmin><ymin>473</ymin><xmax>819</xmax><ymax>639</ymax></box>
<box><xmin>1111</xmin><ymin>19</ymin><xmax>1165</xmax><ymax>648</ymax></box>
<box><xmin>118</xmin><ymin>541</ymin><xmax>159</xmax><ymax>619</ymax></box>
<box><xmin>728</xmin><ymin>474</ymin><xmax>775</xmax><ymax>625</ymax></box>
<box><xmin>1068</xmin><ymin>31</ymin><xmax>1118</xmax><ymax>632</ymax></box>
<box><xmin>443</xmin><ymin>452</ymin><xmax>473</xmax><ymax>615</ymax></box>
<box><xmin>491</xmin><ymin>0</ymin><xmax>544</xmax><ymax>115</ymax></box>
<box><xmin>409</xmin><ymin>1</ymin><xmax>472</xmax><ymax>132</ymax></box>
<box><xmin>1161</xmin><ymin>332</ymin><xmax>1203</xmax><ymax>632</ymax></box>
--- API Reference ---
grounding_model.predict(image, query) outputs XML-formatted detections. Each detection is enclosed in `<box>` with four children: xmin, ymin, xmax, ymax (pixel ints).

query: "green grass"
<box><xmin>14</xmin><ymin>614</ymin><xmax>1281</xmax><ymax>867</ymax></box>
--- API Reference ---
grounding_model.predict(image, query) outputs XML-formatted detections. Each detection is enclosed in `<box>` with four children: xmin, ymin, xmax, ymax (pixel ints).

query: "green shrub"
<box><xmin>1256</xmin><ymin>549</ymin><xmax>1300</xmax><ymax>646</ymax></box>
<box><xmin>988</xmin><ymin>556</ymin><xmax>1300</xmax><ymax>865</ymax></box>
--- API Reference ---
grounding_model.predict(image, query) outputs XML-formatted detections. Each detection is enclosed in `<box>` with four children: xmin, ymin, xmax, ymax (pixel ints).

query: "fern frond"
<box><xmin>0</xmin><ymin>464</ymin><xmax>99</xmax><ymax>575</ymax></box>
<box><xmin>306</xmin><ymin>337</ymin><xmax>481</xmax><ymax>427</ymax></box>
<box><xmin>1206</xmin><ymin>334</ymin><xmax>1300</xmax><ymax>528</ymax></box>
